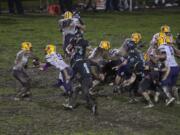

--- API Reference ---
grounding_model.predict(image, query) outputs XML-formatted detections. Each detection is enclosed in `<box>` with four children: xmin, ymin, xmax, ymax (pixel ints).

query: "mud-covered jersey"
<box><xmin>45</xmin><ymin>52</ymin><xmax>69</xmax><ymax>71</ymax></box>
<box><xmin>127</xmin><ymin>48</ymin><xmax>143</xmax><ymax>63</ymax></box>
<box><xmin>72</xmin><ymin>60</ymin><xmax>92</xmax><ymax>79</ymax></box>
<box><xmin>121</xmin><ymin>38</ymin><xmax>144</xmax><ymax>72</ymax></box>
<box><xmin>109</xmin><ymin>49</ymin><xmax>120</xmax><ymax>57</ymax></box>
<box><xmin>88</xmin><ymin>47</ymin><xmax>110</xmax><ymax>65</ymax></box>
<box><xmin>70</xmin><ymin>38</ymin><xmax>89</xmax><ymax>65</ymax></box>
<box><xmin>13</xmin><ymin>50</ymin><xmax>33</xmax><ymax>70</ymax></box>
<box><xmin>122</xmin><ymin>38</ymin><xmax>136</xmax><ymax>52</ymax></box>
<box><xmin>158</xmin><ymin>44</ymin><xmax>178</xmax><ymax>67</ymax></box>
<box><xmin>73</xmin><ymin>16</ymin><xmax>85</xmax><ymax>37</ymax></box>
<box><xmin>59</xmin><ymin>18</ymin><xmax>80</xmax><ymax>36</ymax></box>
<box><xmin>127</xmin><ymin>48</ymin><xmax>144</xmax><ymax>75</ymax></box>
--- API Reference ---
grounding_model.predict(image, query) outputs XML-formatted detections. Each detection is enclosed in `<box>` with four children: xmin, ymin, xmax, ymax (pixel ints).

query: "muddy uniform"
<box><xmin>128</xmin><ymin>49</ymin><xmax>144</xmax><ymax>96</ymax></box>
<box><xmin>121</xmin><ymin>39</ymin><xmax>144</xmax><ymax>96</ymax></box>
<box><xmin>73</xmin><ymin>12</ymin><xmax>85</xmax><ymax>38</ymax></box>
<box><xmin>117</xmin><ymin>39</ymin><xmax>135</xmax><ymax>80</ymax></box>
<box><xmin>44</xmin><ymin>52</ymin><xmax>73</xmax><ymax>94</ymax></box>
<box><xmin>59</xmin><ymin>18</ymin><xmax>81</xmax><ymax>53</ymax></box>
<box><xmin>120</xmin><ymin>39</ymin><xmax>144</xmax><ymax>79</ymax></box>
<box><xmin>88</xmin><ymin>47</ymin><xmax>110</xmax><ymax>67</ymax></box>
<box><xmin>158</xmin><ymin>44</ymin><xmax>179</xmax><ymax>88</ymax></box>
<box><xmin>138</xmin><ymin>61</ymin><xmax>163</xmax><ymax>93</ymax></box>
<box><xmin>12</xmin><ymin>50</ymin><xmax>36</xmax><ymax>98</ymax></box>
<box><xmin>102</xmin><ymin>49</ymin><xmax>122</xmax><ymax>82</ymax></box>
<box><xmin>88</xmin><ymin>47</ymin><xmax>112</xmax><ymax>81</ymax></box>
<box><xmin>68</xmin><ymin>37</ymin><xmax>96</xmax><ymax>108</ymax></box>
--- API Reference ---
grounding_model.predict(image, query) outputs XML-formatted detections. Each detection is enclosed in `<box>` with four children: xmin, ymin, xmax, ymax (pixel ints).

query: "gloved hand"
<box><xmin>32</xmin><ymin>58</ymin><xmax>40</xmax><ymax>67</ymax></box>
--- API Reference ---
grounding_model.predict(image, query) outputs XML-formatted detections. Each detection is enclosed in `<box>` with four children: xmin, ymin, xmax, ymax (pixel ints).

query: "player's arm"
<box><xmin>173</xmin><ymin>46</ymin><xmax>180</xmax><ymax>57</ymax></box>
<box><xmin>112</xmin><ymin>58</ymin><xmax>128</xmax><ymax>70</ymax></box>
<box><xmin>14</xmin><ymin>52</ymin><xmax>21</xmax><ymax>65</ymax></box>
<box><xmin>150</xmin><ymin>34</ymin><xmax>158</xmax><ymax>47</ymax></box>
<box><xmin>25</xmin><ymin>51</ymin><xmax>40</xmax><ymax>68</ymax></box>
<box><xmin>75</xmin><ymin>19</ymin><xmax>86</xmax><ymax>31</ymax></box>
<box><xmin>66</xmin><ymin>43</ymin><xmax>74</xmax><ymax>55</ymax></box>
<box><xmin>39</xmin><ymin>62</ymin><xmax>52</xmax><ymax>71</ymax></box>
<box><xmin>78</xmin><ymin>24</ymin><xmax>86</xmax><ymax>31</ymax></box>
<box><xmin>62</xmin><ymin>68</ymin><xmax>71</xmax><ymax>81</ymax></box>
<box><xmin>154</xmin><ymin>50</ymin><xmax>166</xmax><ymax>61</ymax></box>
<box><xmin>58</xmin><ymin>19</ymin><xmax>62</xmax><ymax>32</ymax></box>
<box><xmin>58</xmin><ymin>19</ymin><xmax>67</xmax><ymax>32</ymax></box>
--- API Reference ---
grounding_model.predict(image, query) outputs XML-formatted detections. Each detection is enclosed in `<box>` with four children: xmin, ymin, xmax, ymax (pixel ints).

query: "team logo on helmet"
<box><xmin>161</xmin><ymin>25</ymin><xmax>170</xmax><ymax>33</ymax></box>
<box><xmin>99</xmin><ymin>41</ymin><xmax>111</xmax><ymax>50</ymax></box>
<box><xmin>64</xmin><ymin>11</ymin><xmax>73</xmax><ymax>19</ymax></box>
<box><xmin>21</xmin><ymin>42</ymin><xmax>32</xmax><ymax>51</ymax></box>
<box><xmin>45</xmin><ymin>44</ymin><xmax>56</xmax><ymax>55</ymax></box>
<box><xmin>131</xmin><ymin>33</ymin><xmax>142</xmax><ymax>44</ymax></box>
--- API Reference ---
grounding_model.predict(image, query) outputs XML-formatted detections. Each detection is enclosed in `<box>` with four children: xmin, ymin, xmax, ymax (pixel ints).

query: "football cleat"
<box><xmin>92</xmin><ymin>104</ymin><xmax>97</xmax><ymax>115</ymax></box>
<box><xmin>62</xmin><ymin>103</ymin><xmax>73</xmax><ymax>110</ymax></box>
<box><xmin>144</xmin><ymin>103</ymin><xmax>154</xmax><ymax>108</ymax></box>
<box><xmin>166</xmin><ymin>97</ymin><xmax>175</xmax><ymax>106</ymax></box>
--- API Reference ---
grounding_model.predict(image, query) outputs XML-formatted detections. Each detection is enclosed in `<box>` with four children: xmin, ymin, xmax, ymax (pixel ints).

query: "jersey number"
<box><xmin>78</xmin><ymin>47</ymin><xmax>83</xmax><ymax>55</ymax></box>
<box><xmin>83</xmin><ymin>63</ymin><xmax>90</xmax><ymax>74</ymax></box>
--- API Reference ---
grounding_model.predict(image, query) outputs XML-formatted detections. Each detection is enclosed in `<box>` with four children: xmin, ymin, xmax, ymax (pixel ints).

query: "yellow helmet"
<box><xmin>45</xmin><ymin>44</ymin><xmax>56</xmax><ymax>55</ymax></box>
<box><xmin>161</xmin><ymin>25</ymin><xmax>170</xmax><ymax>33</ymax></box>
<box><xmin>99</xmin><ymin>41</ymin><xmax>111</xmax><ymax>50</ymax></box>
<box><xmin>131</xmin><ymin>33</ymin><xmax>142</xmax><ymax>44</ymax></box>
<box><xmin>64</xmin><ymin>11</ymin><xmax>73</xmax><ymax>19</ymax></box>
<box><xmin>21</xmin><ymin>42</ymin><xmax>32</xmax><ymax>51</ymax></box>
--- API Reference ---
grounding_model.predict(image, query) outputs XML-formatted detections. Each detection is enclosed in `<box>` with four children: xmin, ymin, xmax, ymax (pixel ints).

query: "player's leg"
<box><xmin>81</xmin><ymin>77</ymin><xmax>97</xmax><ymax>115</ymax></box>
<box><xmin>138</xmin><ymin>78</ymin><xmax>154</xmax><ymax>108</ymax></box>
<box><xmin>13</xmin><ymin>70</ymin><xmax>31</xmax><ymax>100</ymax></box>
<box><xmin>161</xmin><ymin>68</ymin><xmax>175</xmax><ymax>106</ymax></box>
<box><xmin>171</xmin><ymin>66</ymin><xmax>180</xmax><ymax>104</ymax></box>
<box><xmin>113</xmin><ymin>65</ymin><xmax>127</xmax><ymax>93</ymax></box>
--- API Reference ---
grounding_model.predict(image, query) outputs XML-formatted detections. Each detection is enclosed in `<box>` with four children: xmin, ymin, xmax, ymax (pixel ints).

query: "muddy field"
<box><xmin>0</xmin><ymin>67</ymin><xmax>180</xmax><ymax>135</ymax></box>
<box><xmin>1</xmin><ymin>10</ymin><xmax>180</xmax><ymax>135</ymax></box>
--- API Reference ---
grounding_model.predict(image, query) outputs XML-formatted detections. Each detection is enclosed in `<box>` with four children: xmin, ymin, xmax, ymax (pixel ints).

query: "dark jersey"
<box><xmin>69</xmin><ymin>37</ymin><xmax>92</xmax><ymax>80</ymax></box>
<box><xmin>127</xmin><ymin>49</ymin><xmax>144</xmax><ymax>70</ymax></box>
<box><xmin>72</xmin><ymin>60</ymin><xmax>92</xmax><ymax>79</ymax></box>
<box><xmin>70</xmin><ymin>38</ymin><xmax>89</xmax><ymax>65</ymax></box>
<box><xmin>144</xmin><ymin>61</ymin><xmax>164</xmax><ymax>82</ymax></box>
<box><xmin>122</xmin><ymin>39</ymin><xmax>136</xmax><ymax>52</ymax></box>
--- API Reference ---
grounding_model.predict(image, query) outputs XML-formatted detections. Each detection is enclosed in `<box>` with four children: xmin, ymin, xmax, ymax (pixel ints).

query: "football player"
<box><xmin>147</xmin><ymin>25</ymin><xmax>174</xmax><ymax>60</ymax></box>
<box><xmin>88</xmin><ymin>40</ymin><xmax>111</xmax><ymax>82</ymax></box>
<box><xmin>155</xmin><ymin>35</ymin><xmax>180</xmax><ymax>105</ymax></box>
<box><xmin>40</xmin><ymin>44</ymin><xmax>73</xmax><ymax>96</ymax></box>
<box><xmin>58</xmin><ymin>11</ymin><xmax>85</xmax><ymax>53</ymax></box>
<box><xmin>114</xmin><ymin>33</ymin><xmax>144</xmax><ymax>98</ymax></box>
<box><xmin>65</xmin><ymin>36</ymin><xmax>97</xmax><ymax>115</ymax></box>
<box><xmin>12</xmin><ymin>42</ymin><xmax>39</xmax><ymax>101</ymax></box>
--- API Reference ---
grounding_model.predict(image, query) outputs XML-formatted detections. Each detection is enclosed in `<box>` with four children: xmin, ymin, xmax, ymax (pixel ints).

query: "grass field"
<box><xmin>0</xmin><ymin>10</ymin><xmax>180</xmax><ymax>135</ymax></box>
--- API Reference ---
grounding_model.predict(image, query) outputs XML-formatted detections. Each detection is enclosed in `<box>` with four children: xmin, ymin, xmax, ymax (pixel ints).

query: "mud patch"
<box><xmin>0</xmin><ymin>68</ymin><xmax>59</xmax><ymax>89</ymax></box>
